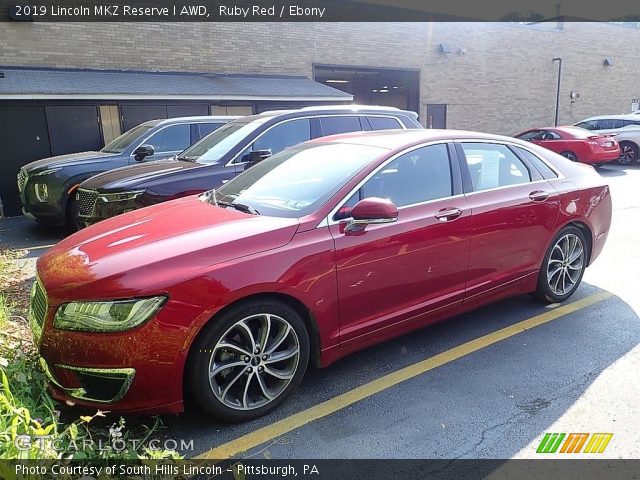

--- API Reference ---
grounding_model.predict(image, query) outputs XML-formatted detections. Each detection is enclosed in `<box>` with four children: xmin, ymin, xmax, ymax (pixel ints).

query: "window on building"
<box><xmin>461</xmin><ymin>143</ymin><xmax>531</xmax><ymax>192</ymax></box>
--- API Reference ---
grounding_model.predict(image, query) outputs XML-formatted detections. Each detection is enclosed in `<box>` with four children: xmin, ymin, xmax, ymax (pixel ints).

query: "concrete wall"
<box><xmin>2</xmin><ymin>22</ymin><xmax>639</xmax><ymax>134</ymax></box>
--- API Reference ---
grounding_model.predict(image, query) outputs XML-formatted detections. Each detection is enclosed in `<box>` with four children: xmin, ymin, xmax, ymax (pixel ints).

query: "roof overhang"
<box><xmin>0</xmin><ymin>94</ymin><xmax>353</xmax><ymax>102</ymax></box>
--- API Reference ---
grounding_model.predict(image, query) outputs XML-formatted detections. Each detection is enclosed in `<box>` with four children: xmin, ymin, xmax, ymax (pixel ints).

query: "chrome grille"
<box><xmin>17</xmin><ymin>168</ymin><xmax>28</xmax><ymax>193</ymax></box>
<box><xmin>28</xmin><ymin>279</ymin><xmax>48</xmax><ymax>342</ymax></box>
<box><xmin>77</xmin><ymin>189</ymin><xmax>98</xmax><ymax>216</ymax></box>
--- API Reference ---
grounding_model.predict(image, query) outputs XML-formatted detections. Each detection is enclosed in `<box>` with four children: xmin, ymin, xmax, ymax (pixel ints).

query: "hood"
<box><xmin>37</xmin><ymin>196</ymin><xmax>299</xmax><ymax>303</ymax></box>
<box><xmin>80</xmin><ymin>158</ymin><xmax>202</xmax><ymax>191</ymax></box>
<box><xmin>24</xmin><ymin>151</ymin><xmax>117</xmax><ymax>172</ymax></box>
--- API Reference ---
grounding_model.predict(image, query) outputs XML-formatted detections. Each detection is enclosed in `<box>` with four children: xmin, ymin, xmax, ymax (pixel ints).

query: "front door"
<box><xmin>329</xmin><ymin>143</ymin><xmax>471</xmax><ymax>343</ymax></box>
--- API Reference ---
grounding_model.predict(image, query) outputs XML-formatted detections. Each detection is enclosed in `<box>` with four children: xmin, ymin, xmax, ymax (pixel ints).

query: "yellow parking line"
<box><xmin>22</xmin><ymin>244</ymin><xmax>55</xmax><ymax>251</ymax></box>
<box><xmin>196</xmin><ymin>291</ymin><xmax>612</xmax><ymax>460</ymax></box>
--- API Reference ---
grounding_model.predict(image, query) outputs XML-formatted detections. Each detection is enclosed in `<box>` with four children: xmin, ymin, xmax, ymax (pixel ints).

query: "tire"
<box><xmin>65</xmin><ymin>195</ymin><xmax>83</xmax><ymax>232</ymax></box>
<box><xmin>186</xmin><ymin>299</ymin><xmax>310</xmax><ymax>422</ymax></box>
<box><xmin>535</xmin><ymin>226</ymin><xmax>587</xmax><ymax>303</ymax></box>
<box><xmin>560</xmin><ymin>151</ymin><xmax>578</xmax><ymax>162</ymax></box>
<box><xmin>617</xmin><ymin>141</ymin><xmax>638</xmax><ymax>165</ymax></box>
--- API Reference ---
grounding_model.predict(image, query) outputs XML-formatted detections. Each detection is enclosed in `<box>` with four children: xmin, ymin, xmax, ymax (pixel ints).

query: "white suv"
<box><xmin>574</xmin><ymin>115</ymin><xmax>640</xmax><ymax>165</ymax></box>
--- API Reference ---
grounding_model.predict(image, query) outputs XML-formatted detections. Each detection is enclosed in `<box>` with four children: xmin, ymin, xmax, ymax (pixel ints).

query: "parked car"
<box><xmin>75</xmin><ymin>106</ymin><xmax>421</xmax><ymax>226</ymax></box>
<box><xmin>17</xmin><ymin>116</ymin><xmax>236</xmax><ymax>230</ymax></box>
<box><xmin>515</xmin><ymin>126</ymin><xmax>620</xmax><ymax>166</ymax></box>
<box><xmin>573</xmin><ymin>115</ymin><xmax>640</xmax><ymax>165</ymax></box>
<box><xmin>31</xmin><ymin>129</ymin><xmax>611</xmax><ymax>420</ymax></box>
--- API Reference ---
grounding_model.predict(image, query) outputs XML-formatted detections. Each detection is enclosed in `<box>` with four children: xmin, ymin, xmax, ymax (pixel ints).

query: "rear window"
<box><xmin>368</xmin><ymin>116</ymin><xmax>403</xmax><ymax>130</ymax></box>
<box><xmin>515</xmin><ymin>147</ymin><xmax>558</xmax><ymax>179</ymax></box>
<box><xmin>319</xmin><ymin>116</ymin><xmax>362</xmax><ymax>136</ymax></box>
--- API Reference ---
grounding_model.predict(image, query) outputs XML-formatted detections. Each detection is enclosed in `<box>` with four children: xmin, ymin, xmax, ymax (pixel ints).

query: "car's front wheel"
<box><xmin>535</xmin><ymin>226</ymin><xmax>587</xmax><ymax>303</ymax></box>
<box><xmin>187</xmin><ymin>299</ymin><xmax>310</xmax><ymax>421</ymax></box>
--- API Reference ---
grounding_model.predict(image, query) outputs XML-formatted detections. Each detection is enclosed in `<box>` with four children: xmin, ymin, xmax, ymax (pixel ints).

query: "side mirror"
<box><xmin>345</xmin><ymin>197</ymin><xmax>398</xmax><ymax>233</ymax></box>
<box><xmin>242</xmin><ymin>149</ymin><xmax>272</xmax><ymax>170</ymax></box>
<box><xmin>133</xmin><ymin>144</ymin><xmax>154</xmax><ymax>161</ymax></box>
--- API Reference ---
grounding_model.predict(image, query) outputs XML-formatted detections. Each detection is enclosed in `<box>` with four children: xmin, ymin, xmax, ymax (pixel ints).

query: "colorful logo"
<box><xmin>536</xmin><ymin>433</ymin><xmax>613</xmax><ymax>454</ymax></box>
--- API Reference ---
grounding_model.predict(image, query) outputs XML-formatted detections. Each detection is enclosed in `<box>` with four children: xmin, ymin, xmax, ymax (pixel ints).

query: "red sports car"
<box><xmin>515</xmin><ymin>126</ymin><xmax>620</xmax><ymax>165</ymax></box>
<box><xmin>30</xmin><ymin>130</ymin><xmax>611</xmax><ymax>421</ymax></box>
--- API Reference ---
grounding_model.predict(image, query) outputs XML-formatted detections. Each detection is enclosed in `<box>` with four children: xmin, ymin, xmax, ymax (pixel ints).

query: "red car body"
<box><xmin>516</xmin><ymin>126</ymin><xmax>620</xmax><ymax>165</ymax></box>
<box><xmin>31</xmin><ymin>130</ymin><xmax>611</xmax><ymax>415</ymax></box>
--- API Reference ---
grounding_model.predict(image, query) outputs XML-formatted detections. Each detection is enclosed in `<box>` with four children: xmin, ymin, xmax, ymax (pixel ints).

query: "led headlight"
<box><xmin>53</xmin><ymin>297</ymin><xmax>165</xmax><ymax>332</ymax></box>
<box><xmin>98</xmin><ymin>191</ymin><xmax>144</xmax><ymax>203</ymax></box>
<box><xmin>34</xmin><ymin>183</ymin><xmax>49</xmax><ymax>202</ymax></box>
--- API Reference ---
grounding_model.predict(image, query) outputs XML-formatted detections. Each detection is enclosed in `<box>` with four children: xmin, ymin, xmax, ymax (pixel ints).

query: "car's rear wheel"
<box><xmin>560</xmin><ymin>151</ymin><xmax>578</xmax><ymax>162</ymax></box>
<box><xmin>535</xmin><ymin>226</ymin><xmax>587</xmax><ymax>303</ymax></box>
<box><xmin>187</xmin><ymin>299</ymin><xmax>309</xmax><ymax>422</ymax></box>
<box><xmin>617</xmin><ymin>141</ymin><xmax>638</xmax><ymax>165</ymax></box>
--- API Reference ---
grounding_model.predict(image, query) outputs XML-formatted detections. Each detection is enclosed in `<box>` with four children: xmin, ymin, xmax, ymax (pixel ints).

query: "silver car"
<box><xmin>574</xmin><ymin>115</ymin><xmax>640</xmax><ymax>165</ymax></box>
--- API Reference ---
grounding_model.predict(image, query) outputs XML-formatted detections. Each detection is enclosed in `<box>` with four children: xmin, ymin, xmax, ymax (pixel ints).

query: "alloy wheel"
<box><xmin>546</xmin><ymin>233</ymin><xmax>585</xmax><ymax>296</ymax></box>
<box><xmin>207</xmin><ymin>313</ymin><xmax>300</xmax><ymax>410</ymax></box>
<box><xmin>618</xmin><ymin>144</ymin><xmax>637</xmax><ymax>165</ymax></box>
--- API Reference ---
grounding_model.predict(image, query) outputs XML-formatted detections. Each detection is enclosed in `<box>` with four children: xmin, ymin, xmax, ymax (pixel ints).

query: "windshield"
<box><xmin>101</xmin><ymin>123</ymin><xmax>155</xmax><ymax>153</ymax></box>
<box><xmin>210</xmin><ymin>143</ymin><xmax>385</xmax><ymax>218</ymax></box>
<box><xmin>179</xmin><ymin>119</ymin><xmax>266</xmax><ymax>164</ymax></box>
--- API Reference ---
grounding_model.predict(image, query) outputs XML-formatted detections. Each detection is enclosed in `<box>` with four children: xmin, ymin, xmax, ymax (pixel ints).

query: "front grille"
<box><xmin>17</xmin><ymin>168</ymin><xmax>28</xmax><ymax>193</ymax></box>
<box><xmin>28</xmin><ymin>279</ymin><xmax>48</xmax><ymax>342</ymax></box>
<box><xmin>77</xmin><ymin>189</ymin><xmax>98</xmax><ymax>216</ymax></box>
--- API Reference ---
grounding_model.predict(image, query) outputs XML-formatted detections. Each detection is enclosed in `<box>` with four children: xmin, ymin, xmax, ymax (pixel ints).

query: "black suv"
<box><xmin>77</xmin><ymin>106</ymin><xmax>422</xmax><ymax>226</ymax></box>
<box><xmin>17</xmin><ymin>116</ymin><xmax>235</xmax><ymax>229</ymax></box>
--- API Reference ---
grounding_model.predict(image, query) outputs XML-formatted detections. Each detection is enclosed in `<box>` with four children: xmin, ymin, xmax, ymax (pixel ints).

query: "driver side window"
<box><xmin>334</xmin><ymin>144</ymin><xmax>453</xmax><ymax>220</ymax></box>
<box><xmin>143</xmin><ymin>124</ymin><xmax>191</xmax><ymax>154</ymax></box>
<box><xmin>236</xmin><ymin>119</ymin><xmax>311</xmax><ymax>163</ymax></box>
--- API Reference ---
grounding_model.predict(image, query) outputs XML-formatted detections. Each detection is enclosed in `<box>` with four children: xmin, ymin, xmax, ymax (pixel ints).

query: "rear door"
<box><xmin>456</xmin><ymin>141</ymin><xmax>560</xmax><ymax>305</ymax></box>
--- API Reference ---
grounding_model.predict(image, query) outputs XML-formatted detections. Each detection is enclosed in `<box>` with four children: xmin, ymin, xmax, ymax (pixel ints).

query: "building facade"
<box><xmin>1</xmin><ymin>21</ymin><xmax>639</xmax><ymax>214</ymax></box>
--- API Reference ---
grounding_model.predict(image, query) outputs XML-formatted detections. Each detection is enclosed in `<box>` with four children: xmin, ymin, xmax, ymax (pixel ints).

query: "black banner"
<box><xmin>5</xmin><ymin>459</ymin><xmax>640</xmax><ymax>480</ymax></box>
<box><xmin>1</xmin><ymin>0</ymin><xmax>640</xmax><ymax>22</ymax></box>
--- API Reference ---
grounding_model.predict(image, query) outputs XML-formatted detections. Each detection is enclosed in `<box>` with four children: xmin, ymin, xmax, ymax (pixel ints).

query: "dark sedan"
<box><xmin>75</xmin><ymin>106</ymin><xmax>421</xmax><ymax>226</ymax></box>
<box><xmin>17</xmin><ymin>116</ymin><xmax>235</xmax><ymax>230</ymax></box>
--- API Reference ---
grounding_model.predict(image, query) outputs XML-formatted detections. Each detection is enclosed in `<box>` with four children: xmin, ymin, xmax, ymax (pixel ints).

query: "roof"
<box><xmin>0</xmin><ymin>67</ymin><xmax>354</xmax><ymax>102</ymax></box>
<box><xmin>154</xmin><ymin>116</ymin><xmax>240</xmax><ymax>125</ymax></box>
<box><xmin>312</xmin><ymin>129</ymin><xmax>521</xmax><ymax>150</ymax></box>
<box><xmin>580</xmin><ymin>114</ymin><xmax>640</xmax><ymax>121</ymax></box>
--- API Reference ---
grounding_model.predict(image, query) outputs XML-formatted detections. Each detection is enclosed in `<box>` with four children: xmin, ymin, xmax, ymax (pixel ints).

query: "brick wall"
<box><xmin>1</xmin><ymin>21</ymin><xmax>639</xmax><ymax>134</ymax></box>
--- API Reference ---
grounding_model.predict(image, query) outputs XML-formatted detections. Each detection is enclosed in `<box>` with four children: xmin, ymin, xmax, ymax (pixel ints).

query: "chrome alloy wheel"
<box><xmin>547</xmin><ymin>233</ymin><xmax>585</xmax><ymax>296</ymax></box>
<box><xmin>208</xmin><ymin>313</ymin><xmax>300</xmax><ymax>410</ymax></box>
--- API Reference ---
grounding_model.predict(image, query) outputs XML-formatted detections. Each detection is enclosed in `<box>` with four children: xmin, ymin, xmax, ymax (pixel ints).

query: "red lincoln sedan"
<box><xmin>515</xmin><ymin>126</ymin><xmax>620</xmax><ymax>165</ymax></box>
<box><xmin>30</xmin><ymin>130</ymin><xmax>611</xmax><ymax>421</ymax></box>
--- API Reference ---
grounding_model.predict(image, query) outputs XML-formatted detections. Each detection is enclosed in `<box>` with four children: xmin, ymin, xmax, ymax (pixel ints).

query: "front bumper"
<box><xmin>29</xmin><ymin>279</ymin><xmax>196</xmax><ymax>415</ymax></box>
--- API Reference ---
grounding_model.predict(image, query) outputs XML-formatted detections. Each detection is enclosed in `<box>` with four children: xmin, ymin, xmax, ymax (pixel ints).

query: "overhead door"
<box><xmin>167</xmin><ymin>104</ymin><xmax>209</xmax><ymax>118</ymax></box>
<box><xmin>45</xmin><ymin>105</ymin><xmax>102</xmax><ymax>156</ymax></box>
<box><xmin>120</xmin><ymin>105</ymin><xmax>167</xmax><ymax>131</ymax></box>
<box><xmin>0</xmin><ymin>106</ymin><xmax>51</xmax><ymax>216</ymax></box>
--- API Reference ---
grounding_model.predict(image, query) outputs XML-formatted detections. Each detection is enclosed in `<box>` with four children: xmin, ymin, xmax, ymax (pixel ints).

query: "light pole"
<box><xmin>552</xmin><ymin>57</ymin><xmax>562</xmax><ymax>126</ymax></box>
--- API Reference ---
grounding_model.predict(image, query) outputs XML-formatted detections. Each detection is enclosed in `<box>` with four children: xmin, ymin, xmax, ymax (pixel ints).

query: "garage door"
<box><xmin>0</xmin><ymin>106</ymin><xmax>51</xmax><ymax>216</ymax></box>
<box><xmin>120</xmin><ymin>105</ymin><xmax>167</xmax><ymax>131</ymax></box>
<box><xmin>45</xmin><ymin>105</ymin><xmax>102</xmax><ymax>156</ymax></box>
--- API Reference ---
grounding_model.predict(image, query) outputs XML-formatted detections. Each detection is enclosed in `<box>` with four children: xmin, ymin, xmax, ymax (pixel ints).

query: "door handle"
<box><xmin>529</xmin><ymin>190</ymin><xmax>549</xmax><ymax>201</ymax></box>
<box><xmin>434</xmin><ymin>207</ymin><xmax>462</xmax><ymax>222</ymax></box>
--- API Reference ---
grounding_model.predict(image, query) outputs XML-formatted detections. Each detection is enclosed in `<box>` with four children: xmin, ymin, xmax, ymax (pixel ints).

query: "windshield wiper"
<box><xmin>218</xmin><ymin>201</ymin><xmax>260</xmax><ymax>215</ymax></box>
<box><xmin>177</xmin><ymin>155</ymin><xmax>196</xmax><ymax>162</ymax></box>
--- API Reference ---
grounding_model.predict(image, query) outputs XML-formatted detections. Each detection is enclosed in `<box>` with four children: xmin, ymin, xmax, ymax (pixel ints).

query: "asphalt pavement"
<box><xmin>1</xmin><ymin>164</ymin><xmax>638</xmax><ymax>460</ymax></box>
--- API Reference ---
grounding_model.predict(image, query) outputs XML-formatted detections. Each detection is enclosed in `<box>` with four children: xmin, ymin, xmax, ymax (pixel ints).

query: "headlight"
<box><xmin>34</xmin><ymin>183</ymin><xmax>49</xmax><ymax>202</ymax></box>
<box><xmin>53</xmin><ymin>297</ymin><xmax>165</xmax><ymax>332</ymax></box>
<box><xmin>98</xmin><ymin>191</ymin><xmax>144</xmax><ymax>203</ymax></box>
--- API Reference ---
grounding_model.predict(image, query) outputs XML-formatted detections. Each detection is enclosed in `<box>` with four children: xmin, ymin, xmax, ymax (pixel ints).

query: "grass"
<box><xmin>0</xmin><ymin>246</ymin><xmax>182</xmax><ymax>460</ymax></box>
